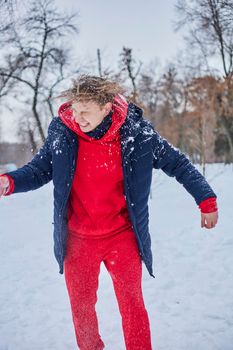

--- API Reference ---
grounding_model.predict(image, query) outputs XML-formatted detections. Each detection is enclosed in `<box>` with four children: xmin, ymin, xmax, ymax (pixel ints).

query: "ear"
<box><xmin>104</xmin><ymin>102</ymin><xmax>113</xmax><ymax>115</ymax></box>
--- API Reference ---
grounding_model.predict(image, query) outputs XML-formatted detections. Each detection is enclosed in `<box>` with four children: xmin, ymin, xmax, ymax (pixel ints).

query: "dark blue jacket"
<box><xmin>5</xmin><ymin>102</ymin><xmax>217</xmax><ymax>278</ymax></box>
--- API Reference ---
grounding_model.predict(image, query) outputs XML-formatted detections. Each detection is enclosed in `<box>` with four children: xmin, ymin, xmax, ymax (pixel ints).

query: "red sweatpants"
<box><xmin>64</xmin><ymin>228</ymin><xmax>153</xmax><ymax>350</ymax></box>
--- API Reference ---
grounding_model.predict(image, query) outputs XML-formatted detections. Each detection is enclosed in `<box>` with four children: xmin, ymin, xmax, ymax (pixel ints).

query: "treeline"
<box><xmin>0</xmin><ymin>0</ymin><xmax>232</xmax><ymax>170</ymax></box>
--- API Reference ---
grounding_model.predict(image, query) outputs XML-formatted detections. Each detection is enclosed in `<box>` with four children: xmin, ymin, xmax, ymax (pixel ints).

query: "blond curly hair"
<box><xmin>56</xmin><ymin>74</ymin><xmax>127</xmax><ymax>106</ymax></box>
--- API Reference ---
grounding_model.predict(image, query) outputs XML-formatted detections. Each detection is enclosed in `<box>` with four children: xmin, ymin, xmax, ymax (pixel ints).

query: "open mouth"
<box><xmin>79</xmin><ymin>123</ymin><xmax>89</xmax><ymax>127</ymax></box>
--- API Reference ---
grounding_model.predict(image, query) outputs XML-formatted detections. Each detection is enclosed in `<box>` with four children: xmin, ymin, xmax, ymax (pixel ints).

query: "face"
<box><xmin>71</xmin><ymin>100</ymin><xmax>113</xmax><ymax>132</ymax></box>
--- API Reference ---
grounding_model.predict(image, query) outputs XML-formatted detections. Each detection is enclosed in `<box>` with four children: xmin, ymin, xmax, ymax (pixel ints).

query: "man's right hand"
<box><xmin>0</xmin><ymin>176</ymin><xmax>10</xmax><ymax>198</ymax></box>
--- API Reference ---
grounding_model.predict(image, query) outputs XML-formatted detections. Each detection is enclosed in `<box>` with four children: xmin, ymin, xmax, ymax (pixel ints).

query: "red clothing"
<box><xmin>64</xmin><ymin>228</ymin><xmax>152</xmax><ymax>349</ymax></box>
<box><xmin>198</xmin><ymin>196</ymin><xmax>218</xmax><ymax>213</ymax></box>
<box><xmin>0</xmin><ymin>174</ymin><xmax>15</xmax><ymax>195</ymax></box>
<box><xmin>58</xmin><ymin>95</ymin><xmax>133</xmax><ymax>238</ymax></box>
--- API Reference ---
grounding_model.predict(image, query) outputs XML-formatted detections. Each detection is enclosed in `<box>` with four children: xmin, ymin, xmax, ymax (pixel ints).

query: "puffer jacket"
<box><xmin>4</xmin><ymin>102</ymin><xmax>217</xmax><ymax>278</ymax></box>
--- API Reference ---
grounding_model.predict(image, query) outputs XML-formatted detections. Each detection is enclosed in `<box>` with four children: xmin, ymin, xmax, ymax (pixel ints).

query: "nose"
<box><xmin>73</xmin><ymin>115</ymin><xmax>86</xmax><ymax>123</ymax></box>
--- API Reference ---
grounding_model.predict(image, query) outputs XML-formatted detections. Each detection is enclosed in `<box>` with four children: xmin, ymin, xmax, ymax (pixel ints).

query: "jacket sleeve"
<box><xmin>151</xmin><ymin>130</ymin><xmax>217</xmax><ymax>205</ymax></box>
<box><xmin>3</xmin><ymin>121</ymin><xmax>54</xmax><ymax>194</ymax></box>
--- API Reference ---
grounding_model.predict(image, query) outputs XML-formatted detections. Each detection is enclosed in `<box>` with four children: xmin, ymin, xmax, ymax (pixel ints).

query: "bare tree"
<box><xmin>175</xmin><ymin>0</ymin><xmax>233</xmax><ymax>78</ymax></box>
<box><xmin>214</xmin><ymin>78</ymin><xmax>233</xmax><ymax>163</ymax></box>
<box><xmin>175</xmin><ymin>0</ymin><xmax>233</xmax><ymax>162</ymax></box>
<box><xmin>0</xmin><ymin>70</ymin><xmax>17</xmax><ymax>100</ymax></box>
<box><xmin>155</xmin><ymin>65</ymin><xmax>192</xmax><ymax>154</ymax></box>
<box><xmin>97</xmin><ymin>48</ymin><xmax>102</xmax><ymax>77</ymax></box>
<box><xmin>0</xmin><ymin>0</ymin><xmax>79</xmax><ymax>148</ymax></box>
<box><xmin>0</xmin><ymin>0</ymin><xmax>16</xmax><ymax>29</ymax></box>
<box><xmin>137</xmin><ymin>60</ymin><xmax>160</xmax><ymax>122</ymax></box>
<box><xmin>186</xmin><ymin>75</ymin><xmax>219</xmax><ymax>173</ymax></box>
<box><xmin>119</xmin><ymin>47</ymin><xmax>142</xmax><ymax>103</ymax></box>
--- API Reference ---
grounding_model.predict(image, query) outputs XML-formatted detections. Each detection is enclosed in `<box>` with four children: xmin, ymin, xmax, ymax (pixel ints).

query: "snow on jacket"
<box><xmin>3</xmin><ymin>100</ymin><xmax>218</xmax><ymax>278</ymax></box>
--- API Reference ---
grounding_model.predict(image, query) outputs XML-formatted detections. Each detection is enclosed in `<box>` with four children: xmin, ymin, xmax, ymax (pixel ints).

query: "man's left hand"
<box><xmin>201</xmin><ymin>211</ymin><xmax>218</xmax><ymax>229</ymax></box>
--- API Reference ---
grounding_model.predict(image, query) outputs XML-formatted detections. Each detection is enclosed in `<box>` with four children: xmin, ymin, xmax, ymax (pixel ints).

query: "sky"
<box><xmin>54</xmin><ymin>0</ymin><xmax>185</xmax><ymax>72</ymax></box>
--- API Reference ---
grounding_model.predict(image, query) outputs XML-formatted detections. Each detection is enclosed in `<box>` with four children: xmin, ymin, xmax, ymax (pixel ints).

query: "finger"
<box><xmin>201</xmin><ymin>215</ymin><xmax>205</xmax><ymax>228</ymax></box>
<box><xmin>204</xmin><ymin>217</ymin><xmax>211</xmax><ymax>229</ymax></box>
<box><xmin>209</xmin><ymin>217</ymin><xmax>217</xmax><ymax>228</ymax></box>
<box><xmin>0</xmin><ymin>187</ymin><xmax>6</xmax><ymax>196</ymax></box>
<box><xmin>210</xmin><ymin>221</ymin><xmax>215</xmax><ymax>228</ymax></box>
<box><xmin>0</xmin><ymin>187</ymin><xmax>7</xmax><ymax>196</ymax></box>
<box><xmin>201</xmin><ymin>214</ymin><xmax>203</xmax><ymax>227</ymax></box>
<box><xmin>205</xmin><ymin>217</ymin><xmax>212</xmax><ymax>228</ymax></box>
<box><xmin>205</xmin><ymin>221</ymin><xmax>215</xmax><ymax>229</ymax></box>
<box><xmin>2</xmin><ymin>188</ymin><xmax>7</xmax><ymax>195</ymax></box>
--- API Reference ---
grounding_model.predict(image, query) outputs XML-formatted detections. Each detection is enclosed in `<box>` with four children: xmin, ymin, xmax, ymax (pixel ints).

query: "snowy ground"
<box><xmin>0</xmin><ymin>163</ymin><xmax>232</xmax><ymax>350</ymax></box>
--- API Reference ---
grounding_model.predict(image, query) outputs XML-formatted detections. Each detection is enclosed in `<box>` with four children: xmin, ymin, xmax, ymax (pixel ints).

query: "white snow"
<box><xmin>0</xmin><ymin>163</ymin><xmax>232</xmax><ymax>350</ymax></box>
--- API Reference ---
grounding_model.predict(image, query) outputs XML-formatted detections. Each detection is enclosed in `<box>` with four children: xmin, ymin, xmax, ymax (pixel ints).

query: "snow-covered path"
<box><xmin>0</xmin><ymin>163</ymin><xmax>232</xmax><ymax>350</ymax></box>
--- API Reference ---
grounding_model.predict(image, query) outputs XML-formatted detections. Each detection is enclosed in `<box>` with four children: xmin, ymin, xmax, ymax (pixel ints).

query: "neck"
<box><xmin>84</xmin><ymin>111</ymin><xmax>113</xmax><ymax>139</ymax></box>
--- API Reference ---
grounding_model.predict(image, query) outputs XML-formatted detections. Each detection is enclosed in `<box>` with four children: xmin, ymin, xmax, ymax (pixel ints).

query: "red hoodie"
<box><xmin>58</xmin><ymin>95</ymin><xmax>133</xmax><ymax>239</ymax></box>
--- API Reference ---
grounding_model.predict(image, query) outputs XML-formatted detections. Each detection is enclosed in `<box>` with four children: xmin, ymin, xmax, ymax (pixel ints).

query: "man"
<box><xmin>0</xmin><ymin>74</ymin><xmax>218</xmax><ymax>349</ymax></box>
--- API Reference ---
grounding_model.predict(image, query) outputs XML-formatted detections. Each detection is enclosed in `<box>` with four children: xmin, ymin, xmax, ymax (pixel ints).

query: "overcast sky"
<box><xmin>54</xmin><ymin>0</ymin><xmax>185</xmax><ymax>71</ymax></box>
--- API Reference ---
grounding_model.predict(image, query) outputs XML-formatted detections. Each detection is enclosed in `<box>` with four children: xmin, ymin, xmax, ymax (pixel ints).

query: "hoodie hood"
<box><xmin>58</xmin><ymin>94</ymin><xmax>129</xmax><ymax>142</ymax></box>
